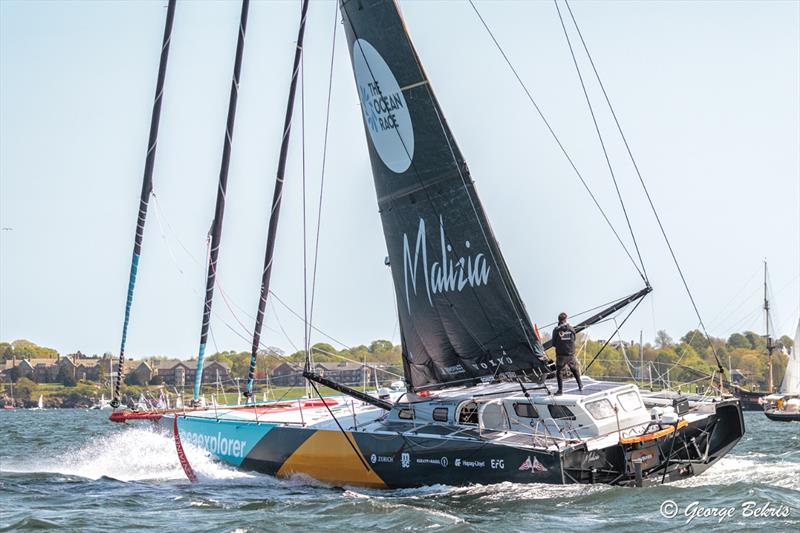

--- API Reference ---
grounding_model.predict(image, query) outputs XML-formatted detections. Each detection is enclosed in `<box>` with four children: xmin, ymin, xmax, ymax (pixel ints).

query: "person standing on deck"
<box><xmin>552</xmin><ymin>312</ymin><xmax>583</xmax><ymax>395</ymax></box>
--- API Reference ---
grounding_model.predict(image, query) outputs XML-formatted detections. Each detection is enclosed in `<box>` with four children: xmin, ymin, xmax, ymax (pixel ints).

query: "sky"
<box><xmin>1</xmin><ymin>0</ymin><xmax>798</xmax><ymax>360</ymax></box>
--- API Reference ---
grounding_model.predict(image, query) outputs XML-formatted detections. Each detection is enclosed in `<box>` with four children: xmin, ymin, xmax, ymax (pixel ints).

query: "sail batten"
<box><xmin>341</xmin><ymin>0</ymin><xmax>547</xmax><ymax>390</ymax></box>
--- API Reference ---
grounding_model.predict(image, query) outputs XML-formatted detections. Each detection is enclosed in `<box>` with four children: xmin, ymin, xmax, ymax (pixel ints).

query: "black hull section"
<box><xmin>729</xmin><ymin>388</ymin><xmax>766</xmax><ymax>411</ymax></box>
<box><xmin>764</xmin><ymin>410</ymin><xmax>800</xmax><ymax>422</ymax></box>
<box><xmin>562</xmin><ymin>400</ymin><xmax>744</xmax><ymax>486</ymax></box>
<box><xmin>225</xmin><ymin>400</ymin><xmax>745</xmax><ymax>488</ymax></box>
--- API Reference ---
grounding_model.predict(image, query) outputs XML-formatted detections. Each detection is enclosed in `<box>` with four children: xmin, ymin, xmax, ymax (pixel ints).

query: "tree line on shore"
<box><xmin>2</xmin><ymin>327</ymin><xmax>793</xmax><ymax>405</ymax></box>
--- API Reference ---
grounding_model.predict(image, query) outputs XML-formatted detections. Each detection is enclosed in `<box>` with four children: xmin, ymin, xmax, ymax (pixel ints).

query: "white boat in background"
<box><xmin>90</xmin><ymin>394</ymin><xmax>112</xmax><ymax>410</ymax></box>
<box><xmin>30</xmin><ymin>394</ymin><xmax>44</xmax><ymax>410</ymax></box>
<box><xmin>763</xmin><ymin>318</ymin><xmax>800</xmax><ymax>422</ymax></box>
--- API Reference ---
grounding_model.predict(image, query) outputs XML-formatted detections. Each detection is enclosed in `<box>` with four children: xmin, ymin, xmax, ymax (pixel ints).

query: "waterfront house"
<box><xmin>270</xmin><ymin>362</ymin><xmax>303</xmax><ymax>387</ymax></box>
<box><xmin>314</xmin><ymin>362</ymin><xmax>375</xmax><ymax>387</ymax></box>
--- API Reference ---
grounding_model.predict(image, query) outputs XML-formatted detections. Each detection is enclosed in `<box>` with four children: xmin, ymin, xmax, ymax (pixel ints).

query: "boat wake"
<box><xmin>345</xmin><ymin>480</ymin><xmax>612</xmax><ymax>503</ymax></box>
<box><xmin>675</xmin><ymin>452</ymin><xmax>800</xmax><ymax>490</ymax></box>
<box><xmin>0</xmin><ymin>427</ymin><xmax>253</xmax><ymax>483</ymax></box>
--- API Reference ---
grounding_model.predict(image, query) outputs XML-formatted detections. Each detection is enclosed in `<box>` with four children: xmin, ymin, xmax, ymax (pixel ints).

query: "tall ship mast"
<box><xmin>763</xmin><ymin>260</ymin><xmax>775</xmax><ymax>393</ymax></box>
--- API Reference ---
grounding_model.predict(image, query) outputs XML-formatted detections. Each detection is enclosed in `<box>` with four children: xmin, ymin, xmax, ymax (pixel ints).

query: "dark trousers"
<box><xmin>556</xmin><ymin>354</ymin><xmax>583</xmax><ymax>391</ymax></box>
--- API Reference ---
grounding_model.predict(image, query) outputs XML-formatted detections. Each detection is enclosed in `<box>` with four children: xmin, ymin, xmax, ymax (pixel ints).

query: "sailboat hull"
<box><xmin>161</xmin><ymin>399</ymin><xmax>743</xmax><ymax>488</ymax></box>
<box><xmin>764</xmin><ymin>410</ymin><xmax>800</xmax><ymax>422</ymax></box>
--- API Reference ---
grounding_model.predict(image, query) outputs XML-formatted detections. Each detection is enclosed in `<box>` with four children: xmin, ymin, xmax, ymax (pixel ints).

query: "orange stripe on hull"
<box><xmin>277</xmin><ymin>430</ymin><xmax>387</xmax><ymax>488</ymax></box>
<box><xmin>619</xmin><ymin>419</ymin><xmax>689</xmax><ymax>445</ymax></box>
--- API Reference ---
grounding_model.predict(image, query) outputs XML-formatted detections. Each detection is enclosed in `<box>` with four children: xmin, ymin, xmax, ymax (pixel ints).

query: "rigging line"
<box><xmin>310</xmin><ymin>347</ymin><xmax>405</xmax><ymax>379</ymax></box>
<box><xmin>539</xmin><ymin>292</ymin><xmax>640</xmax><ymax>329</ymax></box>
<box><xmin>553</xmin><ymin>0</ymin><xmax>647</xmax><ymax>282</ymax></box>
<box><xmin>270</xmin><ymin>290</ymin><xmax>351</xmax><ymax>350</ymax></box>
<box><xmin>306</xmin><ymin>0</ymin><xmax>338</xmax><ymax>362</ymax></box>
<box><xmin>658</xmin><ymin>323</ymin><xmax>718</xmax><ymax>383</ymax></box>
<box><xmin>301</xmin><ymin>40</ymin><xmax>310</xmax><ymax>372</ymax></box>
<box><xmin>155</xmin><ymin>190</ymin><xmax>284</xmax><ymax>343</ymax></box>
<box><xmin>584</xmin><ymin>295</ymin><xmax>645</xmax><ymax>372</ymax></box>
<box><xmin>269</xmin><ymin>298</ymin><xmax>301</xmax><ymax>354</ymax></box>
<box><xmin>562</xmin><ymin>0</ymin><xmax>724</xmax><ymax>374</ymax></box>
<box><xmin>155</xmin><ymin>197</ymin><xmax>290</xmax><ymax>346</ymax></box>
<box><xmin>611</xmin><ymin>317</ymin><xmax>637</xmax><ymax>380</ymax></box>
<box><xmin>271</xmin><ymin>293</ymin><xmax>408</xmax><ymax>379</ymax></box>
<box><xmin>709</xmin><ymin>280</ymin><xmax>763</xmax><ymax>333</ymax></box>
<box><xmin>308</xmin><ymin>2</ymin><xmax>339</xmax><ymax>362</ymax></box>
<box><xmin>306</xmin><ymin>379</ymin><xmax>372</xmax><ymax>472</ymax></box>
<box><xmin>467</xmin><ymin>0</ymin><xmax>644</xmax><ymax>280</ymax></box>
<box><xmin>151</xmin><ymin>193</ymin><xmax>185</xmax><ymax>275</ymax></box>
<box><xmin>723</xmin><ymin>304</ymin><xmax>763</xmax><ymax>338</ymax></box>
<box><xmin>706</xmin><ymin>263</ymin><xmax>761</xmax><ymax>329</ymax></box>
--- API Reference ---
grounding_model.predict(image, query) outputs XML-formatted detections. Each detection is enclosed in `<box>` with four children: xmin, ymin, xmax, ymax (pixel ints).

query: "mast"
<box><xmin>244</xmin><ymin>0</ymin><xmax>310</xmax><ymax>398</ymax></box>
<box><xmin>639</xmin><ymin>330</ymin><xmax>644</xmax><ymax>388</ymax></box>
<box><xmin>764</xmin><ymin>259</ymin><xmax>774</xmax><ymax>393</ymax></box>
<box><xmin>111</xmin><ymin>0</ymin><xmax>176</xmax><ymax>408</ymax></box>
<box><xmin>192</xmin><ymin>0</ymin><xmax>250</xmax><ymax>402</ymax></box>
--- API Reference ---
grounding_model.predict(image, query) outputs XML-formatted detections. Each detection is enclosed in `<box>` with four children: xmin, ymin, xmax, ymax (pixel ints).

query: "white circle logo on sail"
<box><xmin>353</xmin><ymin>38</ymin><xmax>414</xmax><ymax>174</ymax></box>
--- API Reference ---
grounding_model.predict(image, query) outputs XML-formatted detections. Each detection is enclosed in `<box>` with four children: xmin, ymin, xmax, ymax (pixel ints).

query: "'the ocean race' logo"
<box><xmin>353</xmin><ymin>38</ymin><xmax>414</xmax><ymax>174</ymax></box>
<box><xmin>401</xmin><ymin>217</ymin><xmax>491</xmax><ymax>312</ymax></box>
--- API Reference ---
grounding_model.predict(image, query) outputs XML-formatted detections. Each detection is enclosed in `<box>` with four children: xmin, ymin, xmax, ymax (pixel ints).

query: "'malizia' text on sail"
<box><xmin>402</xmin><ymin>217</ymin><xmax>491</xmax><ymax>312</ymax></box>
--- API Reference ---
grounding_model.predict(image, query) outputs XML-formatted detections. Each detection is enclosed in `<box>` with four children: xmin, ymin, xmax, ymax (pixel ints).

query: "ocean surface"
<box><xmin>0</xmin><ymin>409</ymin><xmax>797</xmax><ymax>532</ymax></box>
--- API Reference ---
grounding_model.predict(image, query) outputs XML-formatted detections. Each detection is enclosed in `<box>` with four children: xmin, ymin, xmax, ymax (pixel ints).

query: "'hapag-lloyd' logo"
<box><xmin>402</xmin><ymin>217</ymin><xmax>491</xmax><ymax>312</ymax></box>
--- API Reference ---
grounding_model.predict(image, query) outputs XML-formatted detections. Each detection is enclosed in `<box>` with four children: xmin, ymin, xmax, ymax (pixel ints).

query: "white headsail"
<box><xmin>781</xmin><ymin>318</ymin><xmax>800</xmax><ymax>395</ymax></box>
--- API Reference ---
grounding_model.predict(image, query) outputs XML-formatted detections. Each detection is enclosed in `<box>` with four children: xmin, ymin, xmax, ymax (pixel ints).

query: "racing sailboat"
<box><xmin>107</xmin><ymin>0</ymin><xmax>744</xmax><ymax>488</ymax></box>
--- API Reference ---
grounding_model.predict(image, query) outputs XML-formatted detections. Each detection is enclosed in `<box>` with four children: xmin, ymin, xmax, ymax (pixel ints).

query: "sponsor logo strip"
<box><xmin>177</xmin><ymin>416</ymin><xmax>274</xmax><ymax>467</ymax></box>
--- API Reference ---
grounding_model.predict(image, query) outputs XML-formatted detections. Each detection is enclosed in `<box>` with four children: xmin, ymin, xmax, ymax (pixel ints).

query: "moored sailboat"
<box><xmin>763</xmin><ymin>318</ymin><xmax>800</xmax><ymax>422</ymax></box>
<box><xmin>3</xmin><ymin>379</ymin><xmax>15</xmax><ymax>409</ymax></box>
<box><xmin>728</xmin><ymin>261</ymin><xmax>780</xmax><ymax>410</ymax></box>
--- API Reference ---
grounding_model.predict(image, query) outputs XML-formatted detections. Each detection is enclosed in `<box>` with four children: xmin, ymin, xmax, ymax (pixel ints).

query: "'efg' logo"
<box><xmin>353</xmin><ymin>38</ymin><xmax>414</xmax><ymax>174</ymax></box>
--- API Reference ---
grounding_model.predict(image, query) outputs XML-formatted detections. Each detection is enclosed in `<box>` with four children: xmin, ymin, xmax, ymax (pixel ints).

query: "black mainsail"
<box><xmin>193</xmin><ymin>0</ymin><xmax>250</xmax><ymax>401</ymax></box>
<box><xmin>112</xmin><ymin>0</ymin><xmax>176</xmax><ymax>407</ymax></box>
<box><xmin>340</xmin><ymin>0</ymin><xmax>548</xmax><ymax>390</ymax></box>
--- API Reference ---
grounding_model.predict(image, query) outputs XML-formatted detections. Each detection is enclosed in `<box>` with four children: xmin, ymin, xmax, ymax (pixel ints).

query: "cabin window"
<box><xmin>458</xmin><ymin>401</ymin><xmax>479</xmax><ymax>424</ymax></box>
<box><xmin>585</xmin><ymin>399</ymin><xmax>616</xmax><ymax>420</ymax></box>
<box><xmin>513</xmin><ymin>402</ymin><xmax>539</xmax><ymax>419</ymax></box>
<box><xmin>547</xmin><ymin>404</ymin><xmax>576</xmax><ymax>420</ymax></box>
<box><xmin>398</xmin><ymin>408</ymin><xmax>415</xmax><ymax>420</ymax></box>
<box><xmin>432</xmin><ymin>407</ymin><xmax>449</xmax><ymax>422</ymax></box>
<box><xmin>618</xmin><ymin>391</ymin><xmax>642</xmax><ymax>412</ymax></box>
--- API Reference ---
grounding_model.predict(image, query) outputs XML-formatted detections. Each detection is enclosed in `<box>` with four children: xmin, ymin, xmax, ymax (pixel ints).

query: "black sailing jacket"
<box><xmin>552</xmin><ymin>323</ymin><xmax>577</xmax><ymax>357</ymax></box>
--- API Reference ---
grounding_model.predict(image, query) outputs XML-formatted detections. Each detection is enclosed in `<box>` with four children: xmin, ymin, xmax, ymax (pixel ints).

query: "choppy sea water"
<box><xmin>0</xmin><ymin>410</ymin><xmax>797</xmax><ymax>532</ymax></box>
